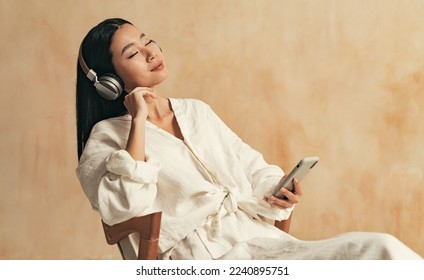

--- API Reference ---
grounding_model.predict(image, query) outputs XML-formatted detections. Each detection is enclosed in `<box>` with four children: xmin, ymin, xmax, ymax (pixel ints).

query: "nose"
<box><xmin>148</xmin><ymin>53</ymin><xmax>156</xmax><ymax>62</ymax></box>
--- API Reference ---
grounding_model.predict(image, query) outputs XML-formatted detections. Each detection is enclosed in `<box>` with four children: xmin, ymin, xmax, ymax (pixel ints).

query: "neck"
<box><xmin>145</xmin><ymin>95</ymin><xmax>172</xmax><ymax>121</ymax></box>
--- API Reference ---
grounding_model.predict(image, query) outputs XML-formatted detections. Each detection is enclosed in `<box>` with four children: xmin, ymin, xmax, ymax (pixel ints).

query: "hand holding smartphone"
<box><xmin>272</xmin><ymin>156</ymin><xmax>319</xmax><ymax>199</ymax></box>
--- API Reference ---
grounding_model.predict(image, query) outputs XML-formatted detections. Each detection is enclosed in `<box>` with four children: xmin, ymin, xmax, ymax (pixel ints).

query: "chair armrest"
<box><xmin>101</xmin><ymin>212</ymin><xmax>162</xmax><ymax>260</ymax></box>
<box><xmin>101</xmin><ymin>210</ymin><xmax>291</xmax><ymax>259</ymax></box>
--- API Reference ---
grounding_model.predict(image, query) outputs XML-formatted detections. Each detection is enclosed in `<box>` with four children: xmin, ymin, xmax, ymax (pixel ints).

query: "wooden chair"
<box><xmin>102</xmin><ymin>211</ymin><xmax>292</xmax><ymax>260</ymax></box>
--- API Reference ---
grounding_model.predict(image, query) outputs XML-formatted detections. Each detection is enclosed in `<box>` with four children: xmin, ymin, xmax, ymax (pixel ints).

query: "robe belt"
<box><xmin>207</xmin><ymin>191</ymin><xmax>257</xmax><ymax>238</ymax></box>
<box><xmin>205</xmin><ymin>192</ymin><xmax>229</xmax><ymax>238</ymax></box>
<box><xmin>206</xmin><ymin>190</ymin><xmax>276</xmax><ymax>239</ymax></box>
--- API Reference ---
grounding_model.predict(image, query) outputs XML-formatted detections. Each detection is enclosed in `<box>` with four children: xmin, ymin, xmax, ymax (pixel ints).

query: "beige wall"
<box><xmin>1</xmin><ymin>0</ymin><xmax>423</xmax><ymax>259</ymax></box>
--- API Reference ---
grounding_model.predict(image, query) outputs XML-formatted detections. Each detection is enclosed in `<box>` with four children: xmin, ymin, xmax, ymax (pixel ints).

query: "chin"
<box><xmin>151</xmin><ymin>74</ymin><xmax>169</xmax><ymax>87</ymax></box>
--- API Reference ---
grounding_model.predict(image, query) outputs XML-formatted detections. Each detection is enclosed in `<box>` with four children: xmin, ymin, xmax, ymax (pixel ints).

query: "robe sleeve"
<box><xmin>203</xmin><ymin>103</ymin><xmax>294</xmax><ymax>220</ymax></box>
<box><xmin>76</xmin><ymin>123</ymin><xmax>161</xmax><ymax>226</ymax></box>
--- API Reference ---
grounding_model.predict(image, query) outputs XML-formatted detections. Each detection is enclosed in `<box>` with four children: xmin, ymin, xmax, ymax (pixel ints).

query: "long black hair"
<box><xmin>76</xmin><ymin>18</ymin><xmax>132</xmax><ymax>160</ymax></box>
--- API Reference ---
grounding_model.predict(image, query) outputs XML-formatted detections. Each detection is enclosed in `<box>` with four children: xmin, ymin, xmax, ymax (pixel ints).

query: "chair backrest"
<box><xmin>102</xmin><ymin>211</ymin><xmax>292</xmax><ymax>260</ymax></box>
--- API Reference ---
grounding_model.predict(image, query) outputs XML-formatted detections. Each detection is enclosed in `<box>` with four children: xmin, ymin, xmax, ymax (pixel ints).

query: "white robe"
<box><xmin>76</xmin><ymin>98</ymin><xmax>421</xmax><ymax>260</ymax></box>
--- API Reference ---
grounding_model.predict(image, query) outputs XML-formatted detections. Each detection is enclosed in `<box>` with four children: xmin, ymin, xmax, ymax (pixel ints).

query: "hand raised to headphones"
<box><xmin>124</xmin><ymin>87</ymin><xmax>158</xmax><ymax>120</ymax></box>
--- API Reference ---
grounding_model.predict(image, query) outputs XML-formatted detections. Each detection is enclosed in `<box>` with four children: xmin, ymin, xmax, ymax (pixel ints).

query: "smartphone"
<box><xmin>272</xmin><ymin>156</ymin><xmax>319</xmax><ymax>199</ymax></box>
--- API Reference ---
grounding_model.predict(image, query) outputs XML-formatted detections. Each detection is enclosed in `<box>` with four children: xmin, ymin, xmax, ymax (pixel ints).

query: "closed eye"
<box><xmin>128</xmin><ymin>51</ymin><xmax>138</xmax><ymax>59</ymax></box>
<box><xmin>126</xmin><ymin>38</ymin><xmax>154</xmax><ymax>59</ymax></box>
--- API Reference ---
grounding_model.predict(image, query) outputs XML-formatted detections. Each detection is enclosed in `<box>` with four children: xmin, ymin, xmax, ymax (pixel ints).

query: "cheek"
<box><xmin>111</xmin><ymin>60</ymin><xmax>127</xmax><ymax>82</ymax></box>
<box><xmin>113</xmin><ymin>64</ymin><xmax>141</xmax><ymax>89</ymax></box>
<box><xmin>121</xmin><ymin>70</ymin><xmax>153</xmax><ymax>91</ymax></box>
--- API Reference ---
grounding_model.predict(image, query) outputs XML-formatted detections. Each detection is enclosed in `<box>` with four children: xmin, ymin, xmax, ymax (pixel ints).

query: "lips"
<box><xmin>151</xmin><ymin>61</ymin><xmax>164</xmax><ymax>71</ymax></box>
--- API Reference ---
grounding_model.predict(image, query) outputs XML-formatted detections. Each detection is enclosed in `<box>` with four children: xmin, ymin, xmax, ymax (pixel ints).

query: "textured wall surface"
<box><xmin>1</xmin><ymin>0</ymin><xmax>423</xmax><ymax>259</ymax></box>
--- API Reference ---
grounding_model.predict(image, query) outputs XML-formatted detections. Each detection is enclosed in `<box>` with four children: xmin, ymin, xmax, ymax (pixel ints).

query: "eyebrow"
<box><xmin>121</xmin><ymin>33</ymin><xmax>145</xmax><ymax>55</ymax></box>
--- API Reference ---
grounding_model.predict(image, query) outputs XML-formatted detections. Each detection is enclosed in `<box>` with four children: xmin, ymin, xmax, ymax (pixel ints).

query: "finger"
<box><xmin>130</xmin><ymin>86</ymin><xmax>153</xmax><ymax>93</ymax></box>
<box><xmin>292</xmin><ymin>178</ymin><xmax>303</xmax><ymax>196</ymax></box>
<box><xmin>131</xmin><ymin>87</ymin><xmax>157</xmax><ymax>98</ymax></box>
<box><xmin>144</xmin><ymin>92</ymin><xmax>158</xmax><ymax>99</ymax></box>
<box><xmin>263</xmin><ymin>195</ymin><xmax>273</xmax><ymax>203</ymax></box>
<box><xmin>277</xmin><ymin>175</ymin><xmax>287</xmax><ymax>185</ymax></box>
<box><xmin>278</xmin><ymin>188</ymin><xmax>298</xmax><ymax>203</ymax></box>
<box><xmin>130</xmin><ymin>89</ymin><xmax>149</xmax><ymax>98</ymax></box>
<box><xmin>267</xmin><ymin>195</ymin><xmax>294</xmax><ymax>209</ymax></box>
<box><xmin>123</xmin><ymin>95</ymin><xmax>131</xmax><ymax>112</ymax></box>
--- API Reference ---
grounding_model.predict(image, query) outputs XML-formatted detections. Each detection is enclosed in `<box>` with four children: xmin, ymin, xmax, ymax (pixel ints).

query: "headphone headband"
<box><xmin>78</xmin><ymin>45</ymin><xmax>89</xmax><ymax>75</ymax></box>
<box><xmin>78</xmin><ymin>45</ymin><xmax>98</xmax><ymax>83</ymax></box>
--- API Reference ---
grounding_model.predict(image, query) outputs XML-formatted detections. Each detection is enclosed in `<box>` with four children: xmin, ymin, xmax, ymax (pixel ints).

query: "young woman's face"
<box><xmin>110</xmin><ymin>24</ymin><xmax>168</xmax><ymax>92</ymax></box>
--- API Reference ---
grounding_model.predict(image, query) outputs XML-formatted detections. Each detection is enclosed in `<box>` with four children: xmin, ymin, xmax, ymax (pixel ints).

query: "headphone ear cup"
<box><xmin>95</xmin><ymin>73</ymin><xmax>125</xmax><ymax>100</ymax></box>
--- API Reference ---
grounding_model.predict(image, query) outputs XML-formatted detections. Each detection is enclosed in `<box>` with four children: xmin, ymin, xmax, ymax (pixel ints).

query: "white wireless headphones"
<box><xmin>78</xmin><ymin>45</ymin><xmax>124</xmax><ymax>100</ymax></box>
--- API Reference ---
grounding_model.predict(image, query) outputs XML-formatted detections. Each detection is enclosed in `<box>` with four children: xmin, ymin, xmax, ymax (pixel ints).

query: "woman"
<box><xmin>76</xmin><ymin>18</ymin><xmax>421</xmax><ymax>259</ymax></box>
